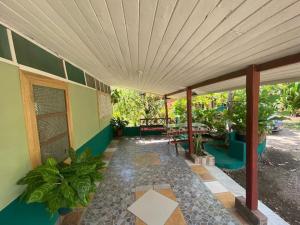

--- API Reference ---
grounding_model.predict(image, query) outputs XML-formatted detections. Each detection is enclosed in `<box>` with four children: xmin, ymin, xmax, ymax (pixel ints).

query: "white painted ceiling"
<box><xmin>1</xmin><ymin>0</ymin><xmax>300</xmax><ymax>95</ymax></box>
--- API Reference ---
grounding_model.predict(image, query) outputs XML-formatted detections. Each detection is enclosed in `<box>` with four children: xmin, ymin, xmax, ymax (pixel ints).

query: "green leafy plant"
<box><xmin>17</xmin><ymin>149</ymin><xmax>105</xmax><ymax>214</ymax></box>
<box><xmin>194</xmin><ymin>134</ymin><xmax>205</xmax><ymax>156</ymax></box>
<box><xmin>194</xmin><ymin>108</ymin><xmax>227</xmax><ymax>139</ymax></box>
<box><xmin>226</xmin><ymin>89</ymin><xmax>287</xmax><ymax>141</ymax></box>
<box><xmin>112</xmin><ymin>88</ymin><xmax>164</xmax><ymax>126</ymax></box>
<box><xmin>110</xmin><ymin>117</ymin><xmax>129</xmax><ymax>130</ymax></box>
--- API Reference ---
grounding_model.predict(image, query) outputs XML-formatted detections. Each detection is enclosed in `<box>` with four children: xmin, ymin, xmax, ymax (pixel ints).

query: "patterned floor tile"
<box><xmin>191</xmin><ymin>165</ymin><xmax>216</xmax><ymax>181</ymax></box>
<box><xmin>214</xmin><ymin>192</ymin><xmax>235</xmax><ymax>209</ymax></box>
<box><xmin>80</xmin><ymin>137</ymin><xmax>239</xmax><ymax>225</ymax></box>
<box><xmin>134</xmin><ymin>189</ymin><xmax>186</xmax><ymax>225</ymax></box>
<box><xmin>204</xmin><ymin>181</ymin><xmax>228</xmax><ymax>194</ymax></box>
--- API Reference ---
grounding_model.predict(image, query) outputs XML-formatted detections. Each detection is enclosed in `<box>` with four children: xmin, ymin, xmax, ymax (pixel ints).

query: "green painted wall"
<box><xmin>65</xmin><ymin>62</ymin><xmax>85</xmax><ymax>85</ymax></box>
<box><xmin>12</xmin><ymin>32</ymin><xmax>65</xmax><ymax>78</ymax></box>
<box><xmin>0</xmin><ymin>62</ymin><xmax>31</xmax><ymax>210</ymax></box>
<box><xmin>0</xmin><ymin>199</ymin><xmax>58</xmax><ymax>225</ymax></box>
<box><xmin>0</xmin><ymin>25</ymin><xmax>12</xmax><ymax>60</ymax></box>
<box><xmin>68</xmin><ymin>84</ymin><xmax>100</xmax><ymax>149</ymax></box>
<box><xmin>0</xmin><ymin>28</ymin><xmax>113</xmax><ymax>223</ymax></box>
<box><xmin>77</xmin><ymin>124</ymin><xmax>112</xmax><ymax>156</ymax></box>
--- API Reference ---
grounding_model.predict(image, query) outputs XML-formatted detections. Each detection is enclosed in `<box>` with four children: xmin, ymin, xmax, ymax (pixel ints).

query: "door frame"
<box><xmin>20</xmin><ymin>70</ymin><xmax>74</xmax><ymax>168</ymax></box>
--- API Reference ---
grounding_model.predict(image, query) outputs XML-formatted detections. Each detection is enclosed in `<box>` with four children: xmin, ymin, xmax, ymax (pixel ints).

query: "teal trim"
<box><xmin>65</xmin><ymin>62</ymin><xmax>86</xmax><ymax>85</ymax></box>
<box><xmin>0</xmin><ymin>125</ymin><xmax>112</xmax><ymax>225</ymax></box>
<box><xmin>182</xmin><ymin>132</ymin><xmax>266</xmax><ymax>170</ymax></box>
<box><xmin>12</xmin><ymin>32</ymin><xmax>65</xmax><ymax>78</ymax></box>
<box><xmin>204</xmin><ymin>143</ymin><xmax>245</xmax><ymax>170</ymax></box>
<box><xmin>77</xmin><ymin>124</ymin><xmax>113</xmax><ymax>156</ymax></box>
<box><xmin>123</xmin><ymin>126</ymin><xmax>164</xmax><ymax>136</ymax></box>
<box><xmin>205</xmin><ymin>132</ymin><xmax>266</xmax><ymax>169</ymax></box>
<box><xmin>123</xmin><ymin>127</ymin><xmax>140</xmax><ymax>136</ymax></box>
<box><xmin>0</xmin><ymin>24</ymin><xmax>11</xmax><ymax>60</ymax></box>
<box><xmin>0</xmin><ymin>198</ymin><xmax>58</xmax><ymax>225</ymax></box>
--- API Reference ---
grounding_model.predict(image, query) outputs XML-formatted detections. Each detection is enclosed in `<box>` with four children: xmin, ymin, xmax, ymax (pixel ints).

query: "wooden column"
<box><xmin>246</xmin><ymin>65</ymin><xmax>260</xmax><ymax>210</ymax></box>
<box><xmin>187</xmin><ymin>88</ymin><xmax>194</xmax><ymax>155</ymax></box>
<box><xmin>164</xmin><ymin>95</ymin><xmax>169</xmax><ymax>126</ymax></box>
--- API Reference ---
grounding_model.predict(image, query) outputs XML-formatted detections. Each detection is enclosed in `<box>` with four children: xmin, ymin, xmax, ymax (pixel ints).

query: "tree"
<box><xmin>281</xmin><ymin>82</ymin><xmax>300</xmax><ymax>114</ymax></box>
<box><xmin>112</xmin><ymin>88</ymin><xmax>164</xmax><ymax>126</ymax></box>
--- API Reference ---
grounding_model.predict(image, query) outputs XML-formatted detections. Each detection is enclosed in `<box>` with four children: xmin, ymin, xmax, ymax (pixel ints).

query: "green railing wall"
<box><xmin>123</xmin><ymin>126</ymin><xmax>164</xmax><ymax>136</ymax></box>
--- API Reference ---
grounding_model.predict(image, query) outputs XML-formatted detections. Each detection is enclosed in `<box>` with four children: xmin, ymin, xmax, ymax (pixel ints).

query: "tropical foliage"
<box><xmin>111</xmin><ymin>117</ymin><xmax>128</xmax><ymax>130</ymax></box>
<box><xmin>112</xmin><ymin>88</ymin><xmax>164</xmax><ymax>126</ymax></box>
<box><xmin>17</xmin><ymin>149</ymin><xmax>105</xmax><ymax>214</ymax></box>
<box><xmin>280</xmin><ymin>82</ymin><xmax>300</xmax><ymax>114</ymax></box>
<box><xmin>194</xmin><ymin>134</ymin><xmax>205</xmax><ymax>156</ymax></box>
<box><xmin>112</xmin><ymin>82</ymin><xmax>300</xmax><ymax>132</ymax></box>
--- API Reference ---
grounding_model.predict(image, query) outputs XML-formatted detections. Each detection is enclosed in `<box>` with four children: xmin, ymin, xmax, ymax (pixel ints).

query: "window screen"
<box><xmin>100</xmin><ymin>82</ymin><xmax>105</xmax><ymax>92</ymax></box>
<box><xmin>96</xmin><ymin>80</ymin><xmax>100</xmax><ymax>90</ymax></box>
<box><xmin>13</xmin><ymin>32</ymin><xmax>65</xmax><ymax>78</ymax></box>
<box><xmin>33</xmin><ymin>85</ymin><xmax>70</xmax><ymax>162</ymax></box>
<box><xmin>85</xmin><ymin>73</ymin><xmax>96</xmax><ymax>88</ymax></box>
<box><xmin>65</xmin><ymin>62</ymin><xmax>85</xmax><ymax>85</ymax></box>
<box><xmin>0</xmin><ymin>24</ymin><xmax>12</xmax><ymax>60</ymax></box>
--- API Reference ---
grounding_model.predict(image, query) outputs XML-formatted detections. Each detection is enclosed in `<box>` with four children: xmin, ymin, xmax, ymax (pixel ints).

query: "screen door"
<box><xmin>32</xmin><ymin>85</ymin><xmax>70</xmax><ymax>162</ymax></box>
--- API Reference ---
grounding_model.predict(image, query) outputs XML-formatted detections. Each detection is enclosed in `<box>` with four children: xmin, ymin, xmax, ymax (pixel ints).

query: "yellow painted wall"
<box><xmin>0</xmin><ymin>62</ymin><xmax>31</xmax><ymax>210</ymax></box>
<box><xmin>99</xmin><ymin>115</ymin><xmax>112</xmax><ymax>131</ymax></box>
<box><xmin>68</xmin><ymin>84</ymin><xmax>100</xmax><ymax>149</ymax></box>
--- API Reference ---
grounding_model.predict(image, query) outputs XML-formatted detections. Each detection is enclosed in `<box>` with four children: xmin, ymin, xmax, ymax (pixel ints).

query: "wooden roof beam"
<box><xmin>165</xmin><ymin>51</ymin><xmax>300</xmax><ymax>97</ymax></box>
<box><xmin>257</xmin><ymin>52</ymin><xmax>300</xmax><ymax>71</ymax></box>
<box><xmin>165</xmin><ymin>88</ymin><xmax>187</xmax><ymax>97</ymax></box>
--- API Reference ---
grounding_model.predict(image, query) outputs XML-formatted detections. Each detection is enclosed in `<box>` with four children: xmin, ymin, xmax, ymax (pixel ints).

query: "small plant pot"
<box><xmin>116</xmin><ymin>128</ymin><xmax>123</xmax><ymax>137</ymax></box>
<box><xmin>58</xmin><ymin>207</ymin><xmax>73</xmax><ymax>215</ymax></box>
<box><xmin>192</xmin><ymin>154</ymin><xmax>207</xmax><ymax>165</ymax></box>
<box><xmin>206</xmin><ymin>155</ymin><xmax>215</xmax><ymax>166</ymax></box>
<box><xmin>200</xmin><ymin>156</ymin><xmax>207</xmax><ymax>165</ymax></box>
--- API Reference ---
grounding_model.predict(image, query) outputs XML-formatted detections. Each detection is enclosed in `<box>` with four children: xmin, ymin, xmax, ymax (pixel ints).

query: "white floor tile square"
<box><xmin>204</xmin><ymin>181</ymin><xmax>228</xmax><ymax>193</ymax></box>
<box><xmin>128</xmin><ymin>189</ymin><xmax>178</xmax><ymax>225</ymax></box>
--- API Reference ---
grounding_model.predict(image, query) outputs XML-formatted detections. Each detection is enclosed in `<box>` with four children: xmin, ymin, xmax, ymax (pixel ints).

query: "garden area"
<box><xmin>111</xmin><ymin>82</ymin><xmax>300</xmax><ymax>225</ymax></box>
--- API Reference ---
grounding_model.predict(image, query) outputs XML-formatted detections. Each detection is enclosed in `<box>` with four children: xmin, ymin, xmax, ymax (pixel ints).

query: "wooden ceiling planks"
<box><xmin>0</xmin><ymin>0</ymin><xmax>300</xmax><ymax>94</ymax></box>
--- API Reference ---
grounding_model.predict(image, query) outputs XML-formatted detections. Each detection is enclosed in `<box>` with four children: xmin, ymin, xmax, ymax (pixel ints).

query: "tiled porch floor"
<box><xmin>81</xmin><ymin>137</ymin><xmax>239</xmax><ymax>225</ymax></box>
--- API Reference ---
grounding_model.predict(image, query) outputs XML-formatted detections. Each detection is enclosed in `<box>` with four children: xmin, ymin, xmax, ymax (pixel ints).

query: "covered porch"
<box><xmin>0</xmin><ymin>0</ymin><xmax>300</xmax><ymax>225</ymax></box>
<box><xmin>82</xmin><ymin>137</ymin><xmax>239</xmax><ymax>225</ymax></box>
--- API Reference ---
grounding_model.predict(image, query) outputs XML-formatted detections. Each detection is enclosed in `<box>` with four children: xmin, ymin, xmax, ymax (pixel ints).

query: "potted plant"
<box><xmin>192</xmin><ymin>134</ymin><xmax>207</xmax><ymax>165</ymax></box>
<box><xmin>111</xmin><ymin>117</ymin><xmax>128</xmax><ymax>137</ymax></box>
<box><xmin>17</xmin><ymin>148</ymin><xmax>105</xmax><ymax>215</ymax></box>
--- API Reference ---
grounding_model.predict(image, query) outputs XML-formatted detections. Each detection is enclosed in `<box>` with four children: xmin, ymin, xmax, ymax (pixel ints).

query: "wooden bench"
<box><xmin>139</xmin><ymin>118</ymin><xmax>171</xmax><ymax>137</ymax></box>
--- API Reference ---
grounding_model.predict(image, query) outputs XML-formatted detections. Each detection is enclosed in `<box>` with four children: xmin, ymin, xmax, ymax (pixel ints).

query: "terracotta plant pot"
<box><xmin>116</xmin><ymin>128</ymin><xmax>123</xmax><ymax>137</ymax></box>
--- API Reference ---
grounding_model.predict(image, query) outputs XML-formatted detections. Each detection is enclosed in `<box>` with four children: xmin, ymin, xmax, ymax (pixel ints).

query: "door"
<box><xmin>20</xmin><ymin>70</ymin><xmax>73</xmax><ymax>167</ymax></box>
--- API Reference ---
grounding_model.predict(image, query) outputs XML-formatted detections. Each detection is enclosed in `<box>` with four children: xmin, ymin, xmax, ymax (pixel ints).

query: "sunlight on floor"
<box><xmin>136</xmin><ymin>138</ymin><xmax>169</xmax><ymax>144</ymax></box>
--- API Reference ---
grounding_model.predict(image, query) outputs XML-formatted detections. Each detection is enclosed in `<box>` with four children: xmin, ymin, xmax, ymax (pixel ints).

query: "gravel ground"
<box><xmin>225</xmin><ymin>128</ymin><xmax>300</xmax><ymax>225</ymax></box>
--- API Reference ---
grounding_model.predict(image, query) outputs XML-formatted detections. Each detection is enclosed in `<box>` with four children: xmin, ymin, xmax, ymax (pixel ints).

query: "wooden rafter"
<box><xmin>257</xmin><ymin>52</ymin><xmax>300</xmax><ymax>71</ymax></box>
<box><xmin>165</xmin><ymin>51</ymin><xmax>300</xmax><ymax>96</ymax></box>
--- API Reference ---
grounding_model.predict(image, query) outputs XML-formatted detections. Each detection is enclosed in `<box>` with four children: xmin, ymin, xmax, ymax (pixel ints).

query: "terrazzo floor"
<box><xmin>81</xmin><ymin>137</ymin><xmax>240</xmax><ymax>225</ymax></box>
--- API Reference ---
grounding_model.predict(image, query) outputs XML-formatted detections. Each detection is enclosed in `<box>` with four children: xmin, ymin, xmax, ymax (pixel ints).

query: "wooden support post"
<box><xmin>246</xmin><ymin>65</ymin><xmax>260</xmax><ymax>210</ymax></box>
<box><xmin>164</xmin><ymin>95</ymin><xmax>169</xmax><ymax>127</ymax></box>
<box><xmin>187</xmin><ymin>88</ymin><xmax>194</xmax><ymax>155</ymax></box>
